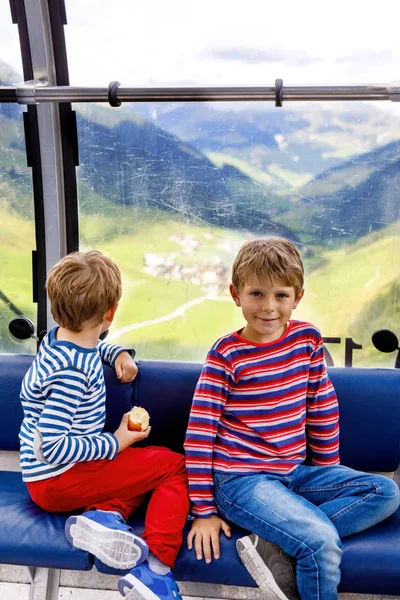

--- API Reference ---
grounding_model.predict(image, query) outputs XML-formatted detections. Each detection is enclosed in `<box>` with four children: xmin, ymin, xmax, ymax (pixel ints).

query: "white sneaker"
<box><xmin>236</xmin><ymin>534</ymin><xmax>300</xmax><ymax>600</ymax></box>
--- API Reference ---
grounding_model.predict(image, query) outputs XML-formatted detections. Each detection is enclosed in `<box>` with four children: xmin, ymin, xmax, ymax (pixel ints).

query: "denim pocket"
<box><xmin>213</xmin><ymin>471</ymin><xmax>233</xmax><ymax>487</ymax></box>
<box><xmin>213</xmin><ymin>472</ymin><xmax>238</xmax><ymax>509</ymax></box>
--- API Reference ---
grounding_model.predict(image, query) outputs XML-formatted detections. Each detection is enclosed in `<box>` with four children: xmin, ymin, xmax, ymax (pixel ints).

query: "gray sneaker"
<box><xmin>236</xmin><ymin>534</ymin><xmax>300</xmax><ymax>600</ymax></box>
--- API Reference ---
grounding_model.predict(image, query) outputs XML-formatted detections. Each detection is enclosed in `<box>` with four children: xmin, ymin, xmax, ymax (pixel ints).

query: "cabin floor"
<box><xmin>1</xmin><ymin>580</ymin><xmax>399</xmax><ymax>600</ymax></box>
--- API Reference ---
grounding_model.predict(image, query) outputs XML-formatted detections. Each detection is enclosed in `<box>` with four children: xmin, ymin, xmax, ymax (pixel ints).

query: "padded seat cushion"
<box><xmin>340</xmin><ymin>507</ymin><xmax>400</xmax><ymax>595</ymax></box>
<box><xmin>133</xmin><ymin>361</ymin><xmax>202</xmax><ymax>454</ymax></box>
<box><xmin>102</xmin><ymin>362</ymin><xmax>135</xmax><ymax>433</ymax></box>
<box><xmin>94</xmin><ymin>509</ymin><xmax>400</xmax><ymax>594</ymax></box>
<box><xmin>0</xmin><ymin>472</ymin><xmax>92</xmax><ymax>570</ymax></box>
<box><xmin>0</xmin><ymin>354</ymin><xmax>32</xmax><ymax>450</ymax></box>
<box><xmin>0</xmin><ymin>357</ymin><xmax>134</xmax><ymax>451</ymax></box>
<box><xmin>134</xmin><ymin>362</ymin><xmax>400</xmax><ymax>473</ymax></box>
<box><xmin>94</xmin><ymin>517</ymin><xmax>257</xmax><ymax>587</ymax></box>
<box><xmin>2</xmin><ymin>356</ymin><xmax>400</xmax><ymax>594</ymax></box>
<box><xmin>330</xmin><ymin>368</ymin><xmax>400</xmax><ymax>472</ymax></box>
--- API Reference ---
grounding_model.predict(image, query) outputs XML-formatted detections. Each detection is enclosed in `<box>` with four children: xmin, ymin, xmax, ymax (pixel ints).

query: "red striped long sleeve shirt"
<box><xmin>184</xmin><ymin>320</ymin><xmax>340</xmax><ymax>517</ymax></box>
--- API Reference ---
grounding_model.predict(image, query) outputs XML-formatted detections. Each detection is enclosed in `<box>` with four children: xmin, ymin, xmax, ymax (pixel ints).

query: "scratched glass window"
<box><xmin>62</xmin><ymin>1</ymin><xmax>400</xmax><ymax>366</ymax></box>
<box><xmin>0</xmin><ymin>21</ymin><xmax>36</xmax><ymax>354</ymax></box>
<box><xmin>74</xmin><ymin>100</ymin><xmax>400</xmax><ymax>367</ymax></box>
<box><xmin>2</xmin><ymin>0</ymin><xmax>400</xmax><ymax>365</ymax></box>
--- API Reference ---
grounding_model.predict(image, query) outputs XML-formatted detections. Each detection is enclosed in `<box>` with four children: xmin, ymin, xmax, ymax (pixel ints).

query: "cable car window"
<box><xmin>61</xmin><ymin>0</ymin><xmax>400</xmax><ymax>366</ymax></box>
<box><xmin>0</xmin><ymin>11</ymin><xmax>35</xmax><ymax>354</ymax></box>
<box><xmin>71</xmin><ymin>98</ymin><xmax>400</xmax><ymax>367</ymax></box>
<box><xmin>1</xmin><ymin>0</ymin><xmax>400</xmax><ymax>365</ymax></box>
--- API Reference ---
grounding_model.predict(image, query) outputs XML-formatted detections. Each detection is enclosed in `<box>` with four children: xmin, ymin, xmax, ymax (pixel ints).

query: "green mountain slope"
<box><xmin>280</xmin><ymin>141</ymin><xmax>400</xmax><ymax>245</ymax></box>
<box><xmin>130</xmin><ymin>101</ymin><xmax>400</xmax><ymax>186</ymax></box>
<box><xmin>0</xmin><ymin>59</ymin><xmax>298</xmax><ymax>240</ymax></box>
<box><xmin>76</xmin><ymin>104</ymin><xmax>296</xmax><ymax>238</ymax></box>
<box><xmin>298</xmin><ymin>224</ymin><xmax>400</xmax><ymax>366</ymax></box>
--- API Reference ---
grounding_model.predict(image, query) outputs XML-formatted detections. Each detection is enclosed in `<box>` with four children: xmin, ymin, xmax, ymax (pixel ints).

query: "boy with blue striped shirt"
<box><xmin>184</xmin><ymin>237</ymin><xmax>400</xmax><ymax>600</ymax></box>
<box><xmin>20</xmin><ymin>250</ymin><xmax>189</xmax><ymax>600</ymax></box>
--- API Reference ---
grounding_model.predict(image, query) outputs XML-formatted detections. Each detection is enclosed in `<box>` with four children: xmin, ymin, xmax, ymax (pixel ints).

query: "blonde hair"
<box><xmin>46</xmin><ymin>251</ymin><xmax>122</xmax><ymax>332</ymax></box>
<box><xmin>232</xmin><ymin>237</ymin><xmax>304</xmax><ymax>297</ymax></box>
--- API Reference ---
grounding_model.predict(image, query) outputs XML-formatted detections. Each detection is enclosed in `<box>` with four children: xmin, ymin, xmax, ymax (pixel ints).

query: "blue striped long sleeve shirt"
<box><xmin>19</xmin><ymin>327</ymin><xmax>126</xmax><ymax>482</ymax></box>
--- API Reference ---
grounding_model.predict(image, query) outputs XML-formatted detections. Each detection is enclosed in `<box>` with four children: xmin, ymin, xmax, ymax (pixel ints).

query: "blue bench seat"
<box><xmin>1</xmin><ymin>354</ymin><xmax>400</xmax><ymax>595</ymax></box>
<box><xmin>0</xmin><ymin>471</ymin><xmax>92</xmax><ymax>571</ymax></box>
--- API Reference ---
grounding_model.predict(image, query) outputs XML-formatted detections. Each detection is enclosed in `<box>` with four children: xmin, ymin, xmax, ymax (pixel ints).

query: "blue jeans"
<box><xmin>213</xmin><ymin>465</ymin><xmax>400</xmax><ymax>600</ymax></box>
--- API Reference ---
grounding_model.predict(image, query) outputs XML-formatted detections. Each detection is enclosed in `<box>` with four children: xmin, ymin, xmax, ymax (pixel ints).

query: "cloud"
<box><xmin>335</xmin><ymin>49</ymin><xmax>400</xmax><ymax>79</ymax></box>
<box><xmin>2</xmin><ymin>0</ymin><xmax>400</xmax><ymax>90</ymax></box>
<box><xmin>337</xmin><ymin>49</ymin><xmax>399</xmax><ymax>65</ymax></box>
<box><xmin>0</xmin><ymin>5</ymin><xmax>23</xmax><ymax>75</ymax></box>
<box><xmin>206</xmin><ymin>46</ymin><xmax>324</xmax><ymax>67</ymax></box>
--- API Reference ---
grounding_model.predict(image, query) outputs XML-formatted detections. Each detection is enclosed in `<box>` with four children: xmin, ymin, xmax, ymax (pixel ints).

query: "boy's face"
<box><xmin>230</xmin><ymin>274</ymin><xmax>304</xmax><ymax>344</ymax></box>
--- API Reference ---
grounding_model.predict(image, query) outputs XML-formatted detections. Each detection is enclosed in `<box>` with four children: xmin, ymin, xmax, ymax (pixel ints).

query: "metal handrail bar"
<box><xmin>1</xmin><ymin>81</ymin><xmax>400</xmax><ymax>104</ymax></box>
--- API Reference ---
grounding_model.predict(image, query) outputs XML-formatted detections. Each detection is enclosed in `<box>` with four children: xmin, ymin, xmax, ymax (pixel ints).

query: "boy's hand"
<box><xmin>187</xmin><ymin>515</ymin><xmax>231</xmax><ymax>563</ymax></box>
<box><xmin>114</xmin><ymin>413</ymin><xmax>151</xmax><ymax>452</ymax></box>
<box><xmin>115</xmin><ymin>351</ymin><xmax>138</xmax><ymax>383</ymax></box>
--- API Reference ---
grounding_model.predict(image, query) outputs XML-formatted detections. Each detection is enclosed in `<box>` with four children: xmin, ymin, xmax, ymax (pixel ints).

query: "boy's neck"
<box><xmin>56</xmin><ymin>325</ymin><xmax>102</xmax><ymax>349</ymax></box>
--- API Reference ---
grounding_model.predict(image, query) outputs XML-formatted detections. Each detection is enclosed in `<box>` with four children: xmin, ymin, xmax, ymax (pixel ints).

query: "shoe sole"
<box><xmin>65</xmin><ymin>515</ymin><xmax>148</xmax><ymax>570</ymax></box>
<box><xmin>118</xmin><ymin>573</ymin><xmax>160</xmax><ymax>600</ymax></box>
<box><xmin>236</xmin><ymin>536</ymin><xmax>290</xmax><ymax>600</ymax></box>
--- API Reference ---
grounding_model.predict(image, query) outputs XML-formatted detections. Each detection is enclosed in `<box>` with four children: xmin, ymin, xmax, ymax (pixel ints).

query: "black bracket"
<box><xmin>108</xmin><ymin>81</ymin><xmax>121</xmax><ymax>107</ymax></box>
<box><xmin>275</xmin><ymin>78</ymin><xmax>283</xmax><ymax>107</ymax></box>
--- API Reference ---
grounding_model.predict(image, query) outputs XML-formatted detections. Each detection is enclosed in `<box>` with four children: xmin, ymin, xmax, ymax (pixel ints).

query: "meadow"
<box><xmin>1</xmin><ymin>189</ymin><xmax>398</xmax><ymax>368</ymax></box>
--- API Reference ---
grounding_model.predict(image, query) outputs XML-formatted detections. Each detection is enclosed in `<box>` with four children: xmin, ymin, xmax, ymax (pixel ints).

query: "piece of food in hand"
<box><xmin>128</xmin><ymin>407</ymin><xmax>150</xmax><ymax>432</ymax></box>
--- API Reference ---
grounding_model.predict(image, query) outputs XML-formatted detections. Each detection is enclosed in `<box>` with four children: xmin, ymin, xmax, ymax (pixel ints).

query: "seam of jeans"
<box><xmin>314</xmin><ymin>552</ymin><xmax>320</xmax><ymax>600</ymax></box>
<box><xmin>213</xmin><ymin>472</ymin><xmax>232</xmax><ymax>487</ymax></box>
<box><xmin>328</xmin><ymin>483</ymin><xmax>380</xmax><ymax>522</ymax></box>
<box><xmin>294</xmin><ymin>481</ymin><xmax>375</xmax><ymax>493</ymax></box>
<box><xmin>214</xmin><ymin>484</ymin><xmax>234</xmax><ymax>505</ymax></box>
<box><xmin>217</xmin><ymin>504</ymin><xmax>230</xmax><ymax>523</ymax></box>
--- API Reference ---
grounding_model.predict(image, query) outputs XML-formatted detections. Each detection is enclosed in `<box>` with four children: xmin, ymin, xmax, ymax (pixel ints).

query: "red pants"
<box><xmin>26</xmin><ymin>446</ymin><xmax>189</xmax><ymax>567</ymax></box>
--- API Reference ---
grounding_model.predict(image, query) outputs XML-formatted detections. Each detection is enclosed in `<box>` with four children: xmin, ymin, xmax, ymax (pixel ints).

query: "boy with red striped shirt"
<box><xmin>184</xmin><ymin>237</ymin><xmax>399</xmax><ymax>600</ymax></box>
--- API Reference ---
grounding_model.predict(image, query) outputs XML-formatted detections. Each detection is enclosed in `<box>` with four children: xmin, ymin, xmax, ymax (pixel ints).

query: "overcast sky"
<box><xmin>1</xmin><ymin>1</ymin><xmax>400</xmax><ymax>95</ymax></box>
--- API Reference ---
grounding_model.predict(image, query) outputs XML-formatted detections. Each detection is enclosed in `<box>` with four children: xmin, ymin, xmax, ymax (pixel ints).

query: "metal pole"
<box><xmin>0</xmin><ymin>87</ymin><xmax>17</xmax><ymax>101</ymax></box>
<box><xmin>22</xmin><ymin>0</ymin><xmax>67</xmax><ymax>331</ymax></box>
<box><xmin>1</xmin><ymin>82</ymin><xmax>400</xmax><ymax>104</ymax></box>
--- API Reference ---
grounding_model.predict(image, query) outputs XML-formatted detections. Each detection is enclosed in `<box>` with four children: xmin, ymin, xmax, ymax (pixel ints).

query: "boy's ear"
<box><xmin>293</xmin><ymin>289</ymin><xmax>304</xmax><ymax>309</ymax></box>
<box><xmin>230</xmin><ymin>284</ymin><xmax>242</xmax><ymax>307</ymax></box>
<box><xmin>105</xmin><ymin>303</ymin><xmax>119</xmax><ymax>323</ymax></box>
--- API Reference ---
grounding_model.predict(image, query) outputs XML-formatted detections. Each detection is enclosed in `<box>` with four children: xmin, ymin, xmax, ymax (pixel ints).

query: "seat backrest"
<box><xmin>330</xmin><ymin>368</ymin><xmax>400</xmax><ymax>472</ymax></box>
<box><xmin>135</xmin><ymin>362</ymin><xmax>400</xmax><ymax>472</ymax></box>
<box><xmin>133</xmin><ymin>360</ymin><xmax>202</xmax><ymax>454</ymax></box>
<box><xmin>0</xmin><ymin>355</ymin><xmax>134</xmax><ymax>451</ymax></box>
<box><xmin>0</xmin><ymin>354</ymin><xmax>33</xmax><ymax>450</ymax></box>
<box><xmin>1</xmin><ymin>355</ymin><xmax>400</xmax><ymax>474</ymax></box>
